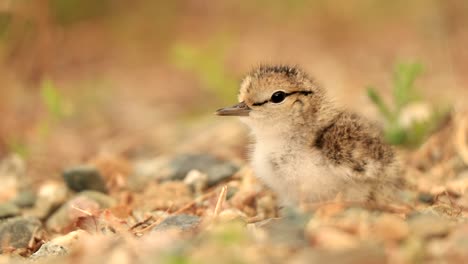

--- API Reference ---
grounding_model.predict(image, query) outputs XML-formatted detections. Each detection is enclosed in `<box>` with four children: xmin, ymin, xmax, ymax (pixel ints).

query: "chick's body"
<box><xmin>217</xmin><ymin>65</ymin><xmax>401</xmax><ymax>205</ymax></box>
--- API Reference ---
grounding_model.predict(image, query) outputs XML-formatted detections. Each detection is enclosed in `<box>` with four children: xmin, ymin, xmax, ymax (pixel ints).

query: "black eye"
<box><xmin>270</xmin><ymin>91</ymin><xmax>286</xmax><ymax>103</ymax></box>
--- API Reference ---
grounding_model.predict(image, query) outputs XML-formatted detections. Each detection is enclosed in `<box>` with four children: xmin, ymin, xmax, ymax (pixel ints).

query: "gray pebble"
<box><xmin>0</xmin><ymin>202</ymin><xmax>21</xmax><ymax>218</ymax></box>
<box><xmin>168</xmin><ymin>154</ymin><xmax>238</xmax><ymax>186</ymax></box>
<box><xmin>30</xmin><ymin>243</ymin><xmax>68</xmax><ymax>259</ymax></box>
<box><xmin>152</xmin><ymin>214</ymin><xmax>200</xmax><ymax>232</ymax></box>
<box><xmin>63</xmin><ymin>165</ymin><xmax>107</xmax><ymax>193</ymax></box>
<box><xmin>408</xmin><ymin>213</ymin><xmax>451</xmax><ymax>238</ymax></box>
<box><xmin>46</xmin><ymin>191</ymin><xmax>116</xmax><ymax>232</ymax></box>
<box><xmin>0</xmin><ymin>217</ymin><xmax>42</xmax><ymax>253</ymax></box>
<box><xmin>13</xmin><ymin>190</ymin><xmax>37</xmax><ymax>208</ymax></box>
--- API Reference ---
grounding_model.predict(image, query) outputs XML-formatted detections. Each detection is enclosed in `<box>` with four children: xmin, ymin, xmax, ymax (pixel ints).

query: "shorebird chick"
<box><xmin>216</xmin><ymin>65</ymin><xmax>401</xmax><ymax>205</ymax></box>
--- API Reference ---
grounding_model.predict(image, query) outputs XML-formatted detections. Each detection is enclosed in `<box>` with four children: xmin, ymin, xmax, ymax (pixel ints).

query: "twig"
<box><xmin>213</xmin><ymin>185</ymin><xmax>228</xmax><ymax>218</ymax></box>
<box><xmin>71</xmin><ymin>205</ymin><xmax>98</xmax><ymax>233</ymax></box>
<box><xmin>129</xmin><ymin>215</ymin><xmax>154</xmax><ymax>231</ymax></box>
<box><xmin>171</xmin><ymin>187</ymin><xmax>220</xmax><ymax>215</ymax></box>
<box><xmin>137</xmin><ymin>206</ymin><xmax>174</xmax><ymax>234</ymax></box>
<box><xmin>71</xmin><ymin>205</ymin><xmax>94</xmax><ymax>216</ymax></box>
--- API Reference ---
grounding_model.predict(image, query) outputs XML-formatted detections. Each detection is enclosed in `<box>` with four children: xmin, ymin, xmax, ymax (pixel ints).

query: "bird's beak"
<box><xmin>216</xmin><ymin>101</ymin><xmax>251</xmax><ymax>116</ymax></box>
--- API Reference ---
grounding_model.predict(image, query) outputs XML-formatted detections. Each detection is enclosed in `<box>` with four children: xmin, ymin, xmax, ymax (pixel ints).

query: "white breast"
<box><xmin>251</xmin><ymin>138</ymin><xmax>354</xmax><ymax>205</ymax></box>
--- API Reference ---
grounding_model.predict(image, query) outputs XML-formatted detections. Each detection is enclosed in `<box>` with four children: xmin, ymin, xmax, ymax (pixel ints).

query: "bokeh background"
<box><xmin>0</xmin><ymin>0</ymin><xmax>467</xmax><ymax>180</ymax></box>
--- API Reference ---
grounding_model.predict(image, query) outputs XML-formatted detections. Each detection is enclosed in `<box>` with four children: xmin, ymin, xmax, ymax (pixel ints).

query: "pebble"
<box><xmin>46</xmin><ymin>191</ymin><xmax>116</xmax><ymax>232</ymax></box>
<box><xmin>31</xmin><ymin>230</ymin><xmax>87</xmax><ymax>259</ymax></box>
<box><xmin>259</xmin><ymin>209</ymin><xmax>310</xmax><ymax>246</ymax></box>
<box><xmin>12</xmin><ymin>190</ymin><xmax>36</xmax><ymax>208</ymax></box>
<box><xmin>418</xmin><ymin>192</ymin><xmax>435</xmax><ymax>204</ymax></box>
<box><xmin>310</xmin><ymin>227</ymin><xmax>359</xmax><ymax>250</ymax></box>
<box><xmin>0</xmin><ymin>154</ymin><xmax>27</xmax><ymax>201</ymax></box>
<box><xmin>128</xmin><ymin>157</ymin><xmax>170</xmax><ymax>190</ymax></box>
<box><xmin>168</xmin><ymin>154</ymin><xmax>238</xmax><ymax>186</ymax></box>
<box><xmin>0</xmin><ymin>217</ymin><xmax>42</xmax><ymax>253</ymax></box>
<box><xmin>152</xmin><ymin>214</ymin><xmax>200</xmax><ymax>232</ymax></box>
<box><xmin>373</xmin><ymin>214</ymin><xmax>409</xmax><ymax>242</ymax></box>
<box><xmin>79</xmin><ymin>190</ymin><xmax>117</xmax><ymax>208</ymax></box>
<box><xmin>0</xmin><ymin>202</ymin><xmax>20</xmax><ymax>218</ymax></box>
<box><xmin>183</xmin><ymin>169</ymin><xmax>208</xmax><ymax>194</ymax></box>
<box><xmin>63</xmin><ymin>165</ymin><xmax>108</xmax><ymax>193</ymax></box>
<box><xmin>29</xmin><ymin>181</ymin><xmax>68</xmax><ymax>219</ymax></box>
<box><xmin>408</xmin><ymin>213</ymin><xmax>451</xmax><ymax>238</ymax></box>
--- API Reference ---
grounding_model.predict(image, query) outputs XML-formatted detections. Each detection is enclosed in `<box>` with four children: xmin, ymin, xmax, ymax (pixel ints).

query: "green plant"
<box><xmin>41</xmin><ymin>79</ymin><xmax>67</xmax><ymax>119</ymax></box>
<box><xmin>367</xmin><ymin>62</ymin><xmax>449</xmax><ymax>147</ymax></box>
<box><xmin>38</xmin><ymin>79</ymin><xmax>74</xmax><ymax>136</ymax></box>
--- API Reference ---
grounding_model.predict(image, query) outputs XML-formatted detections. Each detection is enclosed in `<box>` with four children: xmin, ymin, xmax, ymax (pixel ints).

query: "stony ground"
<box><xmin>1</xmin><ymin>1</ymin><xmax>468</xmax><ymax>263</ymax></box>
<box><xmin>0</xmin><ymin>109</ymin><xmax>468</xmax><ymax>264</ymax></box>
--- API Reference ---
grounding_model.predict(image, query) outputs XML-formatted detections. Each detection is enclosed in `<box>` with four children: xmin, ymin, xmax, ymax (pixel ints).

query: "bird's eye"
<box><xmin>270</xmin><ymin>91</ymin><xmax>286</xmax><ymax>103</ymax></box>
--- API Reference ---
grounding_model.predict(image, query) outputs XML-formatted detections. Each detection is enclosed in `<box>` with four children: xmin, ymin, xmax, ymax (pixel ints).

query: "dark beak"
<box><xmin>216</xmin><ymin>101</ymin><xmax>251</xmax><ymax>116</ymax></box>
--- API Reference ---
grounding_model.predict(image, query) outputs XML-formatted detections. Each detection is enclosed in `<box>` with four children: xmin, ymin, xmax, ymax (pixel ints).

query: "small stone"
<box><xmin>0</xmin><ymin>202</ymin><xmax>20</xmax><ymax>218</ymax></box>
<box><xmin>373</xmin><ymin>214</ymin><xmax>409</xmax><ymax>242</ymax></box>
<box><xmin>31</xmin><ymin>243</ymin><xmax>68</xmax><ymax>259</ymax></box>
<box><xmin>128</xmin><ymin>157</ymin><xmax>170</xmax><ymax>190</ymax></box>
<box><xmin>31</xmin><ymin>230</ymin><xmax>87</xmax><ymax>259</ymax></box>
<box><xmin>78</xmin><ymin>191</ymin><xmax>117</xmax><ymax>208</ymax></box>
<box><xmin>0</xmin><ymin>154</ymin><xmax>27</xmax><ymax>201</ymax></box>
<box><xmin>205</xmin><ymin>163</ymin><xmax>239</xmax><ymax>187</ymax></box>
<box><xmin>13</xmin><ymin>190</ymin><xmax>36</xmax><ymax>208</ymax></box>
<box><xmin>152</xmin><ymin>214</ymin><xmax>200</xmax><ymax>232</ymax></box>
<box><xmin>28</xmin><ymin>181</ymin><xmax>68</xmax><ymax>219</ymax></box>
<box><xmin>0</xmin><ymin>217</ymin><xmax>42</xmax><ymax>253</ymax></box>
<box><xmin>168</xmin><ymin>154</ymin><xmax>238</xmax><ymax>186</ymax></box>
<box><xmin>408</xmin><ymin>213</ymin><xmax>451</xmax><ymax>238</ymax></box>
<box><xmin>310</xmin><ymin>227</ymin><xmax>359</xmax><ymax>250</ymax></box>
<box><xmin>184</xmin><ymin>170</ymin><xmax>208</xmax><ymax>194</ymax></box>
<box><xmin>46</xmin><ymin>192</ymin><xmax>116</xmax><ymax>232</ymax></box>
<box><xmin>259</xmin><ymin>208</ymin><xmax>310</xmax><ymax>246</ymax></box>
<box><xmin>418</xmin><ymin>192</ymin><xmax>435</xmax><ymax>204</ymax></box>
<box><xmin>63</xmin><ymin>165</ymin><xmax>107</xmax><ymax>193</ymax></box>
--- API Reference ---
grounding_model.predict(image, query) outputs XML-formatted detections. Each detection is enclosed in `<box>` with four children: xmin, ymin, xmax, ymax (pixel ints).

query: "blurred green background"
<box><xmin>0</xmin><ymin>0</ymin><xmax>467</xmax><ymax>175</ymax></box>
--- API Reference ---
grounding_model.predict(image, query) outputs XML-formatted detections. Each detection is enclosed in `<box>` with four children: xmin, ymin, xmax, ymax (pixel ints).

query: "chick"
<box><xmin>217</xmin><ymin>65</ymin><xmax>402</xmax><ymax>205</ymax></box>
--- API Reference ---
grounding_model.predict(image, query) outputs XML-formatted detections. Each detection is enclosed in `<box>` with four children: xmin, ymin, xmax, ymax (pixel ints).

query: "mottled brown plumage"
<box><xmin>217</xmin><ymin>65</ymin><xmax>402</xmax><ymax>205</ymax></box>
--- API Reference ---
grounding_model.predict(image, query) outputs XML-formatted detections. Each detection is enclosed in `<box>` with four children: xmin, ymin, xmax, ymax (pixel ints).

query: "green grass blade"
<box><xmin>367</xmin><ymin>86</ymin><xmax>394</xmax><ymax>121</ymax></box>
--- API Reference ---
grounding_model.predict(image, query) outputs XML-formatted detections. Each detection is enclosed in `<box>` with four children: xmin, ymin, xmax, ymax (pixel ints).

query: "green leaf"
<box><xmin>392</xmin><ymin>62</ymin><xmax>423</xmax><ymax>111</ymax></box>
<box><xmin>367</xmin><ymin>86</ymin><xmax>394</xmax><ymax>121</ymax></box>
<box><xmin>366</xmin><ymin>61</ymin><xmax>450</xmax><ymax>148</ymax></box>
<box><xmin>384</xmin><ymin>125</ymin><xmax>407</xmax><ymax>145</ymax></box>
<box><xmin>40</xmin><ymin>79</ymin><xmax>64</xmax><ymax>119</ymax></box>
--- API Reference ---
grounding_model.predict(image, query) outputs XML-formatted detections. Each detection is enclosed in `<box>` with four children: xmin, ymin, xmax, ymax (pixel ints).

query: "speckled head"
<box><xmin>217</xmin><ymin>65</ymin><xmax>325</xmax><ymax>132</ymax></box>
<box><xmin>238</xmin><ymin>65</ymin><xmax>316</xmax><ymax>104</ymax></box>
